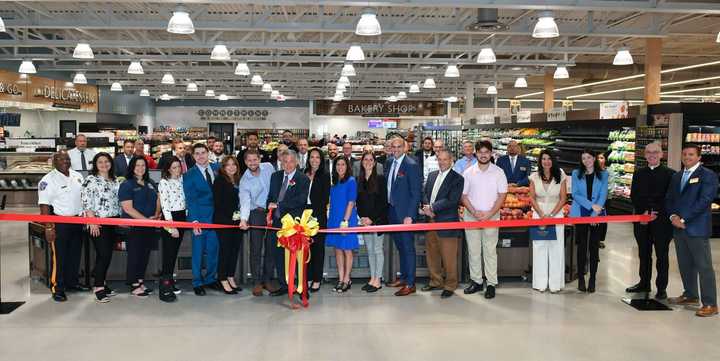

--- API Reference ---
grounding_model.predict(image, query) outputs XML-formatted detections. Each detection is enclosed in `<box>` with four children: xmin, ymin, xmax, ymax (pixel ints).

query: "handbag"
<box><xmin>530</xmin><ymin>225</ymin><xmax>557</xmax><ymax>241</ymax></box>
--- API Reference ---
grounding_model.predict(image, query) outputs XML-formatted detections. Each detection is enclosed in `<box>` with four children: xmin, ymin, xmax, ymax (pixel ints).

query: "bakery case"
<box><xmin>0</xmin><ymin>152</ymin><xmax>54</xmax><ymax>207</ymax></box>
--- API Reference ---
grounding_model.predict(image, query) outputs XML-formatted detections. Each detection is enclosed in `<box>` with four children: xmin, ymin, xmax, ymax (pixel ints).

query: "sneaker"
<box><xmin>172</xmin><ymin>282</ymin><xmax>182</xmax><ymax>295</ymax></box>
<box><xmin>103</xmin><ymin>286</ymin><xmax>118</xmax><ymax>297</ymax></box>
<box><xmin>159</xmin><ymin>279</ymin><xmax>177</xmax><ymax>303</ymax></box>
<box><xmin>52</xmin><ymin>291</ymin><xmax>68</xmax><ymax>302</ymax></box>
<box><xmin>94</xmin><ymin>290</ymin><xmax>110</xmax><ymax>303</ymax></box>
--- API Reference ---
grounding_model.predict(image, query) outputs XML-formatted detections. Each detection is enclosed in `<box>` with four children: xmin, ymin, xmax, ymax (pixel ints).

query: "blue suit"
<box><xmin>665</xmin><ymin>164</ymin><xmax>718</xmax><ymax>306</ymax></box>
<box><xmin>496</xmin><ymin>155</ymin><xmax>530</xmax><ymax>186</ymax></box>
<box><xmin>114</xmin><ymin>153</ymin><xmax>132</xmax><ymax>178</ymax></box>
<box><xmin>385</xmin><ymin>155</ymin><xmax>422</xmax><ymax>286</ymax></box>
<box><xmin>183</xmin><ymin>163</ymin><xmax>220</xmax><ymax>288</ymax></box>
<box><xmin>569</xmin><ymin>169</ymin><xmax>609</xmax><ymax>217</ymax></box>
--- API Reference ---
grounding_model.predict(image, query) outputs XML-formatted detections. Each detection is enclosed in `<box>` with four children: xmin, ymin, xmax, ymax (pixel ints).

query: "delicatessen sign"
<box><xmin>0</xmin><ymin>69</ymin><xmax>98</xmax><ymax>111</ymax></box>
<box><xmin>315</xmin><ymin>100</ymin><xmax>446</xmax><ymax>117</ymax></box>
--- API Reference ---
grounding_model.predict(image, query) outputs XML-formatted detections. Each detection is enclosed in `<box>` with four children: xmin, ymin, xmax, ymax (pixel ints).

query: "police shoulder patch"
<box><xmin>39</xmin><ymin>181</ymin><xmax>48</xmax><ymax>191</ymax></box>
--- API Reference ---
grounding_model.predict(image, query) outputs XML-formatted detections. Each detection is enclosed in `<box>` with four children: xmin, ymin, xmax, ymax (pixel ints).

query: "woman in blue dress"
<box><xmin>325</xmin><ymin>156</ymin><xmax>359</xmax><ymax>293</ymax></box>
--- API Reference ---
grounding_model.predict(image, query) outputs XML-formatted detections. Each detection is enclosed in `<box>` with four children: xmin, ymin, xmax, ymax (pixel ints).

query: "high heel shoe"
<box><xmin>309</xmin><ymin>282</ymin><xmax>321</xmax><ymax>293</ymax></box>
<box><xmin>340</xmin><ymin>280</ymin><xmax>352</xmax><ymax>293</ymax></box>
<box><xmin>220</xmin><ymin>281</ymin><xmax>237</xmax><ymax>295</ymax></box>
<box><xmin>588</xmin><ymin>275</ymin><xmax>596</xmax><ymax>293</ymax></box>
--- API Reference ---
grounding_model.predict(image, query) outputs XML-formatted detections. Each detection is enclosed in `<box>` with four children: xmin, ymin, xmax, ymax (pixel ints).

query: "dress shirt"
<box><xmin>423</xmin><ymin>155</ymin><xmax>440</xmax><ymax>184</ymax></box>
<box><xmin>120</xmin><ymin>154</ymin><xmax>133</xmax><ymax>166</ymax></box>
<box><xmin>81</xmin><ymin>175</ymin><xmax>121</xmax><ymax>218</ymax></box>
<box><xmin>238</xmin><ymin>162</ymin><xmax>274</xmax><ymax>221</ymax></box>
<box><xmin>453</xmin><ymin>155</ymin><xmax>477</xmax><ymax>175</ymax></box>
<box><xmin>158</xmin><ymin>177</ymin><xmax>186</xmax><ymax>221</ymax></box>
<box><xmin>38</xmin><ymin>169</ymin><xmax>84</xmax><ymax>216</ymax></box>
<box><xmin>430</xmin><ymin>168</ymin><xmax>450</xmax><ymax>205</ymax></box>
<box><xmin>462</xmin><ymin>163</ymin><xmax>508</xmax><ymax>212</ymax></box>
<box><xmin>387</xmin><ymin>154</ymin><xmax>405</xmax><ymax>197</ymax></box>
<box><xmin>680</xmin><ymin>162</ymin><xmax>701</xmax><ymax>191</ymax></box>
<box><xmin>68</xmin><ymin>147</ymin><xmax>96</xmax><ymax>171</ymax></box>
<box><xmin>298</xmin><ymin>152</ymin><xmax>308</xmax><ymax>170</ymax></box>
<box><xmin>509</xmin><ymin>155</ymin><xmax>517</xmax><ymax>170</ymax></box>
<box><xmin>195</xmin><ymin>163</ymin><xmax>214</xmax><ymax>183</ymax></box>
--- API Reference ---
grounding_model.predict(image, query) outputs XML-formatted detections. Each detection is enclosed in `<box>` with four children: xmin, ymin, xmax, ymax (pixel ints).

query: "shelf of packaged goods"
<box><xmin>557</xmin><ymin>135</ymin><xmax>612</xmax><ymax>141</ymax></box>
<box><xmin>554</xmin><ymin>143</ymin><xmax>609</xmax><ymax>151</ymax></box>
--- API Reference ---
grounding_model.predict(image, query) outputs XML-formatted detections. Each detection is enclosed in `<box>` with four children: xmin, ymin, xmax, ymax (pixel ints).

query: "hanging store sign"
<box><xmin>562</xmin><ymin>100</ymin><xmax>574</xmax><ymax>111</ymax></box>
<box><xmin>197</xmin><ymin>108</ymin><xmax>270</xmax><ymax>121</ymax></box>
<box><xmin>516</xmin><ymin>110</ymin><xmax>532</xmax><ymax>123</ymax></box>
<box><xmin>547</xmin><ymin>108</ymin><xmax>567</xmax><ymax>122</ymax></box>
<box><xmin>509</xmin><ymin>99</ymin><xmax>521</xmax><ymax>115</ymax></box>
<box><xmin>32</xmin><ymin>85</ymin><xmax>96</xmax><ymax>109</ymax></box>
<box><xmin>599</xmin><ymin>101</ymin><xmax>629</xmax><ymax>119</ymax></box>
<box><xmin>314</xmin><ymin>100</ymin><xmax>445</xmax><ymax>117</ymax></box>
<box><xmin>0</xmin><ymin>69</ymin><xmax>98</xmax><ymax>112</ymax></box>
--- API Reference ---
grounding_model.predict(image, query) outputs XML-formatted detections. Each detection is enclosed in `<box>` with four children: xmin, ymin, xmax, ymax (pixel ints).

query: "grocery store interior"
<box><xmin>1</xmin><ymin>1</ymin><xmax>720</xmax><ymax>360</ymax></box>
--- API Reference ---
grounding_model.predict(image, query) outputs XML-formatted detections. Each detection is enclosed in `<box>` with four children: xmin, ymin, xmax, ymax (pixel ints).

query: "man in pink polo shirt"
<box><xmin>461</xmin><ymin>140</ymin><xmax>508</xmax><ymax>299</ymax></box>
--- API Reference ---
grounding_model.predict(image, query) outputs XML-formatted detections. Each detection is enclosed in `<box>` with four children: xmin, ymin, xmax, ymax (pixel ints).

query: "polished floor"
<box><xmin>1</xmin><ymin>208</ymin><xmax>719</xmax><ymax>361</ymax></box>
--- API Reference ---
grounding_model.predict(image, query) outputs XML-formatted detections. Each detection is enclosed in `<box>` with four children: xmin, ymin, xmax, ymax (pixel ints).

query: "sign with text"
<box><xmin>314</xmin><ymin>100</ymin><xmax>445</xmax><ymax>117</ymax></box>
<box><xmin>197</xmin><ymin>108</ymin><xmax>270</xmax><ymax>121</ymax></box>
<box><xmin>547</xmin><ymin>108</ymin><xmax>567</xmax><ymax>122</ymax></box>
<box><xmin>0</xmin><ymin>69</ymin><xmax>98</xmax><ymax>112</ymax></box>
<box><xmin>368</xmin><ymin>119</ymin><xmax>383</xmax><ymax>128</ymax></box>
<box><xmin>516</xmin><ymin>110</ymin><xmax>532</xmax><ymax>123</ymax></box>
<box><xmin>600</xmin><ymin>101</ymin><xmax>629</xmax><ymax>119</ymax></box>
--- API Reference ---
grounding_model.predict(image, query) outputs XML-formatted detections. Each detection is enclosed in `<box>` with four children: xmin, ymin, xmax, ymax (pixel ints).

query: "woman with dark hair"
<box><xmin>356</xmin><ymin>151</ymin><xmax>388</xmax><ymax>293</ymax></box>
<box><xmin>528</xmin><ymin>150</ymin><xmax>567</xmax><ymax>293</ymax></box>
<box><xmin>213</xmin><ymin>155</ymin><xmax>242</xmax><ymax>294</ymax></box>
<box><xmin>570</xmin><ymin>149</ymin><xmax>608</xmax><ymax>293</ymax></box>
<box><xmin>324</xmin><ymin>156</ymin><xmax>359</xmax><ymax>293</ymax></box>
<box><xmin>157</xmin><ymin>156</ymin><xmax>186</xmax><ymax>302</ymax></box>
<box><xmin>81</xmin><ymin>152</ymin><xmax>121</xmax><ymax>303</ymax></box>
<box><xmin>119</xmin><ymin>156</ymin><xmax>161</xmax><ymax>298</ymax></box>
<box><xmin>305</xmin><ymin>147</ymin><xmax>330</xmax><ymax>292</ymax></box>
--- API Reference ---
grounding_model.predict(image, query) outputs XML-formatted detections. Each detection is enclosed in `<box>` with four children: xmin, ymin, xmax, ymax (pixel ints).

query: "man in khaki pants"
<box><xmin>461</xmin><ymin>140</ymin><xmax>508</xmax><ymax>299</ymax></box>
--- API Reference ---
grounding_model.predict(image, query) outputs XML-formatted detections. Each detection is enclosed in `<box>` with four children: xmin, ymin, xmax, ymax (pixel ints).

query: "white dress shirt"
<box><xmin>68</xmin><ymin>147</ymin><xmax>96</xmax><ymax>171</ymax></box>
<box><xmin>38</xmin><ymin>169</ymin><xmax>84</xmax><ymax>216</ymax></box>
<box><xmin>430</xmin><ymin>168</ymin><xmax>450</xmax><ymax>205</ymax></box>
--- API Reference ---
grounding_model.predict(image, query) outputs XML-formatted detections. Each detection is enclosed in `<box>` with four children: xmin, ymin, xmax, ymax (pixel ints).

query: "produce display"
<box><xmin>500</xmin><ymin>186</ymin><xmax>533</xmax><ymax>220</ymax></box>
<box><xmin>608</xmin><ymin>129</ymin><xmax>636</xmax><ymax>141</ymax></box>
<box><xmin>687</xmin><ymin>132</ymin><xmax>720</xmax><ymax>143</ymax></box>
<box><xmin>607</xmin><ymin>128</ymin><xmax>635</xmax><ymax>200</ymax></box>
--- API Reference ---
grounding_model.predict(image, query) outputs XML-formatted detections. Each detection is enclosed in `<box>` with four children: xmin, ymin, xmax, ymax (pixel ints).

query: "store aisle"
<box><xmin>1</xmin><ymin>209</ymin><xmax>718</xmax><ymax>361</ymax></box>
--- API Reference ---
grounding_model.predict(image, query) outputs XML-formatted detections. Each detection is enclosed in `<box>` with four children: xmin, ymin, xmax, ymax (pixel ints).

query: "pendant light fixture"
<box><xmin>398</xmin><ymin>91</ymin><xmax>407</xmax><ymax>100</ymax></box>
<box><xmin>613</xmin><ymin>48</ymin><xmax>634</xmax><ymax>66</ymax></box>
<box><xmin>532</xmin><ymin>11</ymin><xmax>559</xmax><ymax>39</ymax></box>
<box><xmin>355</xmin><ymin>8</ymin><xmax>382</xmax><ymax>36</ymax></box>
<box><xmin>186</xmin><ymin>82</ymin><xmax>198</xmax><ymax>92</ymax></box>
<box><xmin>388</xmin><ymin>95</ymin><xmax>398</xmax><ymax>102</ymax></box>
<box><xmin>0</xmin><ymin>16</ymin><xmax>5</xmax><ymax>32</ymax></box>
<box><xmin>235</xmin><ymin>62</ymin><xmax>250</xmax><ymax>76</ymax></box>
<box><xmin>250</xmin><ymin>74</ymin><xmax>263</xmax><ymax>85</ymax></box>
<box><xmin>486</xmin><ymin>85</ymin><xmax>497</xmax><ymax>95</ymax></box>
<box><xmin>73</xmin><ymin>73</ymin><xmax>87</xmax><ymax>84</ymax></box>
<box><xmin>346</xmin><ymin>45</ymin><xmax>365</xmax><ymax>61</ymax></box>
<box><xmin>205</xmin><ymin>89</ymin><xmax>215</xmax><ymax>97</ymax></box>
<box><xmin>338</xmin><ymin>76</ymin><xmax>351</xmax><ymax>86</ymax></box>
<box><xmin>160</xmin><ymin>93</ymin><xmax>171</xmax><ymax>101</ymax></box>
<box><xmin>110</xmin><ymin>82</ymin><xmax>123</xmax><ymax>91</ymax></box>
<box><xmin>210</xmin><ymin>44</ymin><xmax>231</xmax><ymax>61</ymax></box>
<box><xmin>18</xmin><ymin>60</ymin><xmax>36</xmax><ymax>74</ymax></box>
<box><xmin>336</xmin><ymin>83</ymin><xmax>347</xmax><ymax>91</ymax></box>
<box><xmin>444</xmin><ymin>96</ymin><xmax>458</xmax><ymax>102</ymax></box>
<box><xmin>139</xmin><ymin>89</ymin><xmax>150</xmax><ymax>97</ymax></box>
<box><xmin>423</xmin><ymin>78</ymin><xmax>436</xmax><ymax>89</ymax></box>
<box><xmin>261</xmin><ymin>83</ymin><xmax>272</xmax><ymax>92</ymax></box>
<box><xmin>127</xmin><ymin>61</ymin><xmax>144</xmax><ymax>74</ymax></box>
<box><xmin>341</xmin><ymin>63</ymin><xmax>356</xmax><ymax>77</ymax></box>
<box><xmin>218</xmin><ymin>94</ymin><xmax>229</xmax><ymax>101</ymax></box>
<box><xmin>161</xmin><ymin>73</ymin><xmax>175</xmax><ymax>84</ymax></box>
<box><xmin>553</xmin><ymin>66</ymin><xmax>569</xmax><ymax>79</ymax></box>
<box><xmin>476</xmin><ymin>47</ymin><xmax>496</xmax><ymax>64</ymax></box>
<box><xmin>167</xmin><ymin>7</ymin><xmax>194</xmax><ymax>34</ymax></box>
<box><xmin>444</xmin><ymin>64</ymin><xmax>460</xmax><ymax>78</ymax></box>
<box><xmin>514</xmin><ymin>77</ymin><xmax>528</xmax><ymax>88</ymax></box>
<box><xmin>73</xmin><ymin>43</ymin><xmax>94</xmax><ymax>59</ymax></box>
<box><xmin>409</xmin><ymin>84</ymin><xmax>421</xmax><ymax>93</ymax></box>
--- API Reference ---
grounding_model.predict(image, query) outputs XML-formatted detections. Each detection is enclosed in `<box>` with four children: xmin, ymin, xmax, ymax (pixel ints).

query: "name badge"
<box><xmin>689</xmin><ymin>177</ymin><xmax>699</xmax><ymax>184</ymax></box>
<box><xmin>519</xmin><ymin>167</ymin><xmax>527</xmax><ymax>171</ymax></box>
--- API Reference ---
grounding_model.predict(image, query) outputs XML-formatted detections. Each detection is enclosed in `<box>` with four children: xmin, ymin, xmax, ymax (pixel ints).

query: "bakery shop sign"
<box><xmin>198</xmin><ymin>108</ymin><xmax>270</xmax><ymax>121</ymax></box>
<box><xmin>315</xmin><ymin>100</ymin><xmax>445</xmax><ymax>117</ymax></box>
<box><xmin>33</xmin><ymin>85</ymin><xmax>96</xmax><ymax>109</ymax></box>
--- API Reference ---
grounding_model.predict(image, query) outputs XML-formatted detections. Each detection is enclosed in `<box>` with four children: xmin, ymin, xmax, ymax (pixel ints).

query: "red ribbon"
<box><xmin>277</xmin><ymin>232</ymin><xmax>312</xmax><ymax>307</ymax></box>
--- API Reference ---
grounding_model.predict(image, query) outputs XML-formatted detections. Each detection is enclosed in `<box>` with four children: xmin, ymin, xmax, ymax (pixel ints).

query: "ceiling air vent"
<box><xmin>465</xmin><ymin>9</ymin><xmax>508</xmax><ymax>32</ymax></box>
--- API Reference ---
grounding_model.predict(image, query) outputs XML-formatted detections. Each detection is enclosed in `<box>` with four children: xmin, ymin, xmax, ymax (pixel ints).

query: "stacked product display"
<box><xmin>607</xmin><ymin>129</ymin><xmax>636</xmax><ymax>200</ymax></box>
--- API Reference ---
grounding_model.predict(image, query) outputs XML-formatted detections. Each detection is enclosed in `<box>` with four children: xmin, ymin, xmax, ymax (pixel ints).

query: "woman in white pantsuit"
<box><xmin>529</xmin><ymin>150</ymin><xmax>568</xmax><ymax>293</ymax></box>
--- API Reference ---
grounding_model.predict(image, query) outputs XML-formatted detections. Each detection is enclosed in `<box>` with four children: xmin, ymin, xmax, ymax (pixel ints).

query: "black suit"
<box><xmin>213</xmin><ymin>175</ymin><xmax>241</xmax><ymax>280</ymax></box>
<box><xmin>267</xmin><ymin>170</ymin><xmax>311</xmax><ymax>287</ymax></box>
<box><xmin>306</xmin><ymin>171</ymin><xmax>330</xmax><ymax>283</ymax></box>
<box><xmin>414</xmin><ymin>149</ymin><xmax>435</xmax><ymax>174</ymax></box>
<box><xmin>356</xmin><ymin>174</ymin><xmax>388</xmax><ymax>227</ymax></box>
<box><xmin>158</xmin><ymin>151</ymin><xmax>195</xmax><ymax>171</ymax></box>
<box><xmin>114</xmin><ymin>153</ymin><xmax>133</xmax><ymax>178</ymax></box>
<box><xmin>422</xmin><ymin>169</ymin><xmax>464</xmax><ymax>238</ymax></box>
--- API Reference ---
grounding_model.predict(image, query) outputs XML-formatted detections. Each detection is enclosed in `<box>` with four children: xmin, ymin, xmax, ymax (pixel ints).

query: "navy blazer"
<box><xmin>665</xmin><ymin>165</ymin><xmax>718</xmax><ymax>238</ymax></box>
<box><xmin>114</xmin><ymin>153</ymin><xmax>132</xmax><ymax>178</ymax></box>
<box><xmin>385</xmin><ymin>155</ymin><xmax>422</xmax><ymax>221</ymax></box>
<box><xmin>183</xmin><ymin>163</ymin><xmax>219</xmax><ymax>223</ymax></box>
<box><xmin>496</xmin><ymin>155</ymin><xmax>531</xmax><ymax>186</ymax></box>
<box><xmin>266</xmin><ymin>170</ymin><xmax>311</xmax><ymax>226</ymax></box>
<box><xmin>569</xmin><ymin>169</ymin><xmax>608</xmax><ymax>217</ymax></box>
<box><xmin>423</xmin><ymin>169</ymin><xmax>464</xmax><ymax>238</ymax></box>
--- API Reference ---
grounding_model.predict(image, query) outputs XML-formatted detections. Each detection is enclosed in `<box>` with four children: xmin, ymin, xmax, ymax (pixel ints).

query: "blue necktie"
<box><xmin>681</xmin><ymin>170</ymin><xmax>691</xmax><ymax>191</ymax></box>
<box><xmin>388</xmin><ymin>159</ymin><xmax>397</xmax><ymax>204</ymax></box>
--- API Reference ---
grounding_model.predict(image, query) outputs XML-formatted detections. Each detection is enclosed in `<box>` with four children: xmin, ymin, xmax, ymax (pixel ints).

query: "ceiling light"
<box><xmin>218</xmin><ymin>94</ymin><xmax>229</xmax><ymax>101</ymax></box>
<box><xmin>514</xmin><ymin>77</ymin><xmax>528</xmax><ymax>88</ymax></box>
<box><xmin>205</xmin><ymin>89</ymin><xmax>215</xmax><ymax>97</ymax></box>
<box><xmin>161</xmin><ymin>73</ymin><xmax>175</xmax><ymax>84</ymax></box>
<box><xmin>333</xmin><ymin>95</ymin><xmax>344</xmax><ymax>102</ymax></box>
<box><xmin>18</xmin><ymin>60</ymin><xmax>36</xmax><ymax>74</ymax></box>
<box><xmin>336</xmin><ymin>83</ymin><xmax>347</xmax><ymax>91</ymax></box>
<box><xmin>160</xmin><ymin>93</ymin><xmax>171</xmax><ymax>101</ymax></box>
<box><xmin>477</xmin><ymin>47</ymin><xmax>496</xmax><ymax>64</ymax></box>
<box><xmin>72</xmin><ymin>73</ymin><xmax>87</xmax><ymax>84</ymax></box>
<box><xmin>613</xmin><ymin>48</ymin><xmax>634</xmax><ymax>66</ymax></box>
<box><xmin>110</xmin><ymin>82</ymin><xmax>123</xmax><ymax>91</ymax></box>
<box><xmin>398</xmin><ymin>91</ymin><xmax>407</xmax><ymax>99</ymax></box>
<box><xmin>444</xmin><ymin>64</ymin><xmax>460</xmax><ymax>78</ymax></box>
<box><xmin>355</xmin><ymin>8</ymin><xmax>382</xmax><ymax>36</ymax></box>
<box><xmin>554</xmin><ymin>66</ymin><xmax>569</xmax><ymax>79</ymax></box>
<box><xmin>277</xmin><ymin>95</ymin><xmax>286</xmax><ymax>102</ymax></box>
<box><xmin>567</xmin><ymin>86</ymin><xmax>644</xmax><ymax>99</ymax></box>
<box><xmin>717</xmin><ymin>31</ymin><xmax>720</xmax><ymax>43</ymax></box>
<box><xmin>388</xmin><ymin>95</ymin><xmax>398</xmax><ymax>102</ymax></box>
<box><xmin>445</xmin><ymin>96</ymin><xmax>459</xmax><ymax>102</ymax></box>
<box><xmin>139</xmin><ymin>89</ymin><xmax>150</xmax><ymax>97</ymax></box>
<box><xmin>341</xmin><ymin>63</ymin><xmax>356</xmax><ymax>77</ymax></box>
<box><xmin>261</xmin><ymin>83</ymin><xmax>272</xmax><ymax>92</ymax></box>
<box><xmin>210</xmin><ymin>44</ymin><xmax>231</xmax><ymax>61</ymax></box>
<box><xmin>127</xmin><ymin>61</ymin><xmax>144</xmax><ymax>74</ymax></box>
<box><xmin>186</xmin><ymin>82</ymin><xmax>198</xmax><ymax>92</ymax></box>
<box><xmin>167</xmin><ymin>7</ymin><xmax>194</xmax><ymax>34</ymax></box>
<box><xmin>409</xmin><ymin>84</ymin><xmax>421</xmax><ymax>93</ymax></box>
<box><xmin>346</xmin><ymin>45</ymin><xmax>365</xmax><ymax>61</ymax></box>
<box><xmin>486</xmin><ymin>85</ymin><xmax>498</xmax><ymax>95</ymax></box>
<box><xmin>73</xmin><ymin>43</ymin><xmax>94</xmax><ymax>59</ymax></box>
<box><xmin>0</xmin><ymin>16</ymin><xmax>5</xmax><ymax>32</ymax></box>
<box><xmin>423</xmin><ymin>78</ymin><xmax>436</xmax><ymax>89</ymax></box>
<box><xmin>338</xmin><ymin>76</ymin><xmax>351</xmax><ymax>86</ymax></box>
<box><xmin>532</xmin><ymin>11</ymin><xmax>559</xmax><ymax>39</ymax></box>
<box><xmin>271</xmin><ymin>90</ymin><xmax>280</xmax><ymax>97</ymax></box>
<box><xmin>660</xmin><ymin>85</ymin><xmax>720</xmax><ymax>95</ymax></box>
<box><xmin>251</xmin><ymin>74</ymin><xmax>263</xmax><ymax>85</ymax></box>
<box><xmin>235</xmin><ymin>62</ymin><xmax>250</xmax><ymax>76</ymax></box>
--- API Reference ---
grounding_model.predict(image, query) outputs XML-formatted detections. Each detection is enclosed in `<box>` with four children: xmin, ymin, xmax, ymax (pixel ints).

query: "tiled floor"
<box><xmin>1</xmin><ymin>208</ymin><xmax>718</xmax><ymax>361</ymax></box>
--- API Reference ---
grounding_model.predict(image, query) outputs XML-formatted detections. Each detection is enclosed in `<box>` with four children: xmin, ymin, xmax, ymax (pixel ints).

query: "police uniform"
<box><xmin>38</xmin><ymin>168</ymin><xmax>84</xmax><ymax>295</ymax></box>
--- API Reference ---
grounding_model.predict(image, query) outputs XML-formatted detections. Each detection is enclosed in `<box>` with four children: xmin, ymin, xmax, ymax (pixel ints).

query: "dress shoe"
<box><xmin>263</xmin><ymin>283</ymin><xmax>278</xmax><ymax>293</ymax></box>
<box><xmin>626</xmin><ymin>283</ymin><xmax>651</xmax><ymax>293</ymax></box>
<box><xmin>252</xmin><ymin>284</ymin><xmax>264</xmax><ymax>297</ymax></box>
<box><xmin>463</xmin><ymin>281</ymin><xmax>483</xmax><ymax>295</ymax></box>
<box><xmin>386</xmin><ymin>279</ymin><xmax>407</xmax><ymax>288</ymax></box>
<box><xmin>421</xmin><ymin>285</ymin><xmax>442</xmax><ymax>292</ymax></box>
<box><xmin>394</xmin><ymin>285</ymin><xmax>416</xmax><ymax>296</ymax></box>
<box><xmin>309</xmin><ymin>285</ymin><xmax>321</xmax><ymax>293</ymax></box>
<box><xmin>361</xmin><ymin>283</ymin><xmax>371</xmax><ymax>291</ymax></box>
<box><xmin>587</xmin><ymin>276</ymin><xmax>596</xmax><ymax>293</ymax></box>
<box><xmin>66</xmin><ymin>285</ymin><xmax>90</xmax><ymax>292</ymax></box>
<box><xmin>52</xmin><ymin>291</ymin><xmax>67</xmax><ymax>302</ymax></box>
<box><xmin>441</xmin><ymin>290</ymin><xmax>454</xmax><ymax>299</ymax></box>
<box><xmin>366</xmin><ymin>285</ymin><xmax>381</xmax><ymax>293</ymax></box>
<box><xmin>193</xmin><ymin>286</ymin><xmax>206</xmax><ymax>296</ymax></box>
<box><xmin>270</xmin><ymin>286</ymin><xmax>288</xmax><ymax>297</ymax></box>
<box><xmin>668</xmin><ymin>295</ymin><xmax>700</xmax><ymax>306</ymax></box>
<box><xmin>695</xmin><ymin>305</ymin><xmax>719</xmax><ymax>317</ymax></box>
<box><xmin>655</xmin><ymin>290</ymin><xmax>668</xmax><ymax>300</ymax></box>
<box><xmin>577</xmin><ymin>277</ymin><xmax>587</xmax><ymax>292</ymax></box>
<box><xmin>484</xmin><ymin>285</ymin><xmax>496</xmax><ymax>299</ymax></box>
